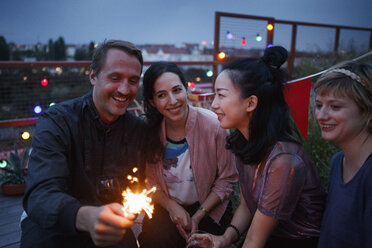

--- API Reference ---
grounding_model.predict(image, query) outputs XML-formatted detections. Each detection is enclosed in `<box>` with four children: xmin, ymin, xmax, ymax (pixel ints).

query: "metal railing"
<box><xmin>0</xmin><ymin>60</ymin><xmax>215</xmax><ymax>153</ymax></box>
<box><xmin>214</xmin><ymin>12</ymin><xmax>372</xmax><ymax>79</ymax></box>
<box><xmin>2</xmin><ymin>12</ymin><xmax>371</xmax><ymax>155</ymax></box>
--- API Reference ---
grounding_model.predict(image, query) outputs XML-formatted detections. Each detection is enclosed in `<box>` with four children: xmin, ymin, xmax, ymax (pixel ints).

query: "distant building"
<box><xmin>66</xmin><ymin>44</ymin><xmax>77</xmax><ymax>61</ymax></box>
<box><xmin>139</xmin><ymin>43</ymin><xmax>212</xmax><ymax>62</ymax></box>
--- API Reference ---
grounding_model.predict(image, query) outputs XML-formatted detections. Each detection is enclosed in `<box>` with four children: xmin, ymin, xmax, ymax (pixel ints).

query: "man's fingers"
<box><xmin>109</xmin><ymin>203</ymin><xmax>126</xmax><ymax>216</ymax></box>
<box><xmin>99</xmin><ymin>204</ymin><xmax>134</xmax><ymax>229</ymax></box>
<box><xmin>93</xmin><ymin>236</ymin><xmax>124</xmax><ymax>247</ymax></box>
<box><xmin>94</xmin><ymin>222</ymin><xmax>127</xmax><ymax>235</ymax></box>
<box><xmin>92</xmin><ymin>222</ymin><xmax>128</xmax><ymax>247</ymax></box>
<box><xmin>109</xmin><ymin>203</ymin><xmax>135</xmax><ymax>219</ymax></box>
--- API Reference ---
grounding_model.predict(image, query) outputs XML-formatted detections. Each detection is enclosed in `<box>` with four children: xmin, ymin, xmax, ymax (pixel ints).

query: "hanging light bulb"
<box><xmin>0</xmin><ymin>160</ymin><xmax>7</xmax><ymax>168</ymax></box>
<box><xmin>256</xmin><ymin>34</ymin><xmax>262</xmax><ymax>42</ymax></box>
<box><xmin>21</xmin><ymin>131</ymin><xmax>30</xmax><ymax>140</ymax></box>
<box><xmin>218</xmin><ymin>51</ymin><xmax>226</xmax><ymax>60</ymax></box>
<box><xmin>267</xmin><ymin>24</ymin><xmax>274</xmax><ymax>31</ymax></box>
<box><xmin>226</xmin><ymin>31</ymin><xmax>233</xmax><ymax>40</ymax></box>
<box><xmin>41</xmin><ymin>78</ymin><xmax>48</xmax><ymax>87</ymax></box>
<box><xmin>241</xmin><ymin>37</ymin><xmax>247</xmax><ymax>45</ymax></box>
<box><xmin>34</xmin><ymin>105</ymin><xmax>42</xmax><ymax>114</ymax></box>
<box><xmin>188</xmin><ymin>82</ymin><xmax>196</xmax><ymax>89</ymax></box>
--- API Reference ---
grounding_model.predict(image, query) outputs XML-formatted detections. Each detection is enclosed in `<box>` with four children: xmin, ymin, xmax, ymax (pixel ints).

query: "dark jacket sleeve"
<box><xmin>23</xmin><ymin>111</ymin><xmax>82</xmax><ymax>234</ymax></box>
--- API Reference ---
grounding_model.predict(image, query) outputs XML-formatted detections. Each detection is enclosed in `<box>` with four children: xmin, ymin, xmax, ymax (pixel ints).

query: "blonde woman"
<box><xmin>315</xmin><ymin>61</ymin><xmax>372</xmax><ymax>248</ymax></box>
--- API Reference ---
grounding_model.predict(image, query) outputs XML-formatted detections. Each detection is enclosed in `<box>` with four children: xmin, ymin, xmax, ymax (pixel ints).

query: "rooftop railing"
<box><xmin>0</xmin><ymin>60</ymin><xmax>215</xmax><ymax>154</ymax></box>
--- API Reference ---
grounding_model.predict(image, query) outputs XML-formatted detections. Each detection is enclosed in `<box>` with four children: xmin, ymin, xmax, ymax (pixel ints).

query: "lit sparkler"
<box><xmin>122</xmin><ymin>187</ymin><xmax>156</xmax><ymax>219</ymax></box>
<box><xmin>122</xmin><ymin>167</ymin><xmax>156</xmax><ymax>219</ymax></box>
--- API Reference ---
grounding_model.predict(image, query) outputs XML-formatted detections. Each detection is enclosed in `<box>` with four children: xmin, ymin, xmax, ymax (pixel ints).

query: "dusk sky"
<box><xmin>1</xmin><ymin>0</ymin><xmax>372</xmax><ymax>47</ymax></box>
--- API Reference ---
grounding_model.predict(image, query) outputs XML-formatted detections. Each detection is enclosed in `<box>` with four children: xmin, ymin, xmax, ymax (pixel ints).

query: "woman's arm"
<box><xmin>241</xmin><ymin>210</ymin><xmax>278</xmax><ymax>248</ymax></box>
<box><xmin>190</xmin><ymin>191</ymin><xmax>221</xmax><ymax>233</ymax></box>
<box><xmin>223</xmin><ymin>189</ymin><xmax>252</xmax><ymax>246</ymax></box>
<box><xmin>209</xmin><ymin>127</ymin><xmax>238</xmax><ymax>202</ymax></box>
<box><xmin>188</xmin><ymin>189</ymin><xmax>252</xmax><ymax>248</ymax></box>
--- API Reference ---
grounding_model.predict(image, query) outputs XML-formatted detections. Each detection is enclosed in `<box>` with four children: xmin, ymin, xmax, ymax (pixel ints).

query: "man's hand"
<box><xmin>76</xmin><ymin>203</ymin><xmax>135</xmax><ymax>247</ymax></box>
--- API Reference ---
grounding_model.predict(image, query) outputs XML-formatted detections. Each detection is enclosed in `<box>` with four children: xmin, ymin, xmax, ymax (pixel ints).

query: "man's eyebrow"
<box><xmin>130</xmin><ymin>75</ymin><xmax>140</xmax><ymax>80</ymax></box>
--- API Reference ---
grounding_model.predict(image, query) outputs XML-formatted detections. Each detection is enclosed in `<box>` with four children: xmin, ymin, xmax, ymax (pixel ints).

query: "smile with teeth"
<box><xmin>167</xmin><ymin>105</ymin><xmax>181</xmax><ymax>111</ymax></box>
<box><xmin>320</xmin><ymin>124</ymin><xmax>336</xmax><ymax>129</ymax></box>
<box><xmin>113</xmin><ymin>95</ymin><xmax>130</xmax><ymax>102</ymax></box>
<box><xmin>216</xmin><ymin>113</ymin><xmax>224</xmax><ymax>120</ymax></box>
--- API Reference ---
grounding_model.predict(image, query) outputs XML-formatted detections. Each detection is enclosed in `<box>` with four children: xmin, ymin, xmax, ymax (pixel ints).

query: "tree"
<box><xmin>74</xmin><ymin>48</ymin><xmax>88</xmax><ymax>60</ymax></box>
<box><xmin>75</xmin><ymin>41</ymin><xmax>95</xmax><ymax>61</ymax></box>
<box><xmin>12</xmin><ymin>49</ymin><xmax>22</xmax><ymax>61</ymax></box>
<box><xmin>88</xmin><ymin>41</ymin><xmax>95</xmax><ymax>60</ymax></box>
<box><xmin>33</xmin><ymin>44</ymin><xmax>48</xmax><ymax>61</ymax></box>
<box><xmin>54</xmin><ymin>37</ymin><xmax>66</xmax><ymax>60</ymax></box>
<box><xmin>47</xmin><ymin>39</ymin><xmax>55</xmax><ymax>60</ymax></box>
<box><xmin>0</xmin><ymin>36</ymin><xmax>10</xmax><ymax>60</ymax></box>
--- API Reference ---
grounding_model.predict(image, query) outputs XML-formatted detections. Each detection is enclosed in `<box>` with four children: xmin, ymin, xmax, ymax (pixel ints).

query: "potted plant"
<box><xmin>0</xmin><ymin>144</ymin><xmax>31</xmax><ymax>196</ymax></box>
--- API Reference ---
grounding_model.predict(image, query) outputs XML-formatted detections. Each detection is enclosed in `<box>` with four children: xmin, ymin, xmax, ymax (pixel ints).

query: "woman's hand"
<box><xmin>167</xmin><ymin>200</ymin><xmax>191</xmax><ymax>238</ymax></box>
<box><xmin>187</xmin><ymin>233</ymin><xmax>227</xmax><ymax>248</ymax></box>
<box><xmin>190</xmin><ymin>215</ymin><xmax>201</xmax><ymax>235</ymax></box>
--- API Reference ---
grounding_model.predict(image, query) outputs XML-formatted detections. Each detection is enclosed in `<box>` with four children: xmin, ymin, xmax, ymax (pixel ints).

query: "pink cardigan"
<box><xmin>146</xmin><ymin>105</ymin><xmax>238</xmax><ymax>222</ymax></box>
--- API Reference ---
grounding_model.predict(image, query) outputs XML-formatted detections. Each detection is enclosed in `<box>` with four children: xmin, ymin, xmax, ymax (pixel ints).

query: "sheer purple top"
<box><xmin>236</xmin><ymin>141</ymin><xmax>326</xmax><ymax>239</ymax></box>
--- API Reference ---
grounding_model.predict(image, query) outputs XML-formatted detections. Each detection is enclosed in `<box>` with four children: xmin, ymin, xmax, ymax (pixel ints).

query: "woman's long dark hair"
<box><xmin>224</xmin><ymin>46</ymin><xmax>298</xmax><ymax>165</ymax></box>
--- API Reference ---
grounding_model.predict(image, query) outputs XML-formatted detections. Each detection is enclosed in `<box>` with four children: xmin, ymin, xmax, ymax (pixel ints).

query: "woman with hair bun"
<box><xmin>315</xmin><ymin>61</ymin><xmax>372</xmax><ymax>248</ymax></box>
<box><xmin>189</xmin><ymin>46</ymin><xmax>326</xmax><ymax>248</ymax></box>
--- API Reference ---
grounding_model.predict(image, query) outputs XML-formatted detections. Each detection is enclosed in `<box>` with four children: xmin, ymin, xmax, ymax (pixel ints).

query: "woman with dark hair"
<box><xmin>189</xmin><ymin>47</ymin><xmax>325</xmax><ymax>248</ymax></box>
<box><xmin>138</xmin><ymin>62</ymin><xmax>238</xmax><ymax>248</ymax></box>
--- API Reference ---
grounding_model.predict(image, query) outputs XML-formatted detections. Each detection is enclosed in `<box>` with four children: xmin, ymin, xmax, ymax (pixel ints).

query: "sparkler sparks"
<box><xmin>127</xmin><ymin>175</ymin><xmax>139</xmax><ymax>183</ymax></box>
<box><xmin>122</xmin><ymin>187</ymin><xmax>156</xmax><ymax>219</ymax></box>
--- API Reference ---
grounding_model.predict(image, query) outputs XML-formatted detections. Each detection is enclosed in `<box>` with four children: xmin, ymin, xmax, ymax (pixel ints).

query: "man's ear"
<box><xmin>89</xmin><ymin>69</ymin><xmax>96</xmax><ymax>86</ymax></box>
<box><xmin>245</xmin><ymin>95</ymin><xmax>258</xmax><ymax>112</ymax></box>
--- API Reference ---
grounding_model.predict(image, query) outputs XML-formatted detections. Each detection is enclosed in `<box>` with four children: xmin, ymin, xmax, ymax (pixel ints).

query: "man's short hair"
<box><xmin>91</xmin><ymin>40</ymin><xmax>143</xmax><ymax>75</ymax></box>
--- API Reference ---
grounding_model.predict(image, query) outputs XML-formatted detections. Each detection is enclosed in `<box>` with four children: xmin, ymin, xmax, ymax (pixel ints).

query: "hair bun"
<box><xmin>262</xmin><ymin>46</ymin><xmax>288</xmax><ymax>69</ymax></box>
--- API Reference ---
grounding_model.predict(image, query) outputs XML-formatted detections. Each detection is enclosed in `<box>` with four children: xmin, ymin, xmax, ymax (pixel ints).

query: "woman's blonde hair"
<box><xmin>314</xmin><ymin>61</ymin><xmax>372</xmax><ymax>133</ymax></box>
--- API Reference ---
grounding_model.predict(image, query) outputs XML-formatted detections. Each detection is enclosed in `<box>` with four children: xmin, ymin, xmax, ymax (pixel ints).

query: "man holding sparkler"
<box><xmin>21</xmin><ymin>40</ymin><xmax>160</xmax><ymax>248</ymax></box>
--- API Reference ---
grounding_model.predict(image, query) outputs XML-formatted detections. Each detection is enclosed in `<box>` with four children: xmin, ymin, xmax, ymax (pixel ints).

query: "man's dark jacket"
<box><xmin>21</xmin><ymin>92</ymin><xmax>147</xmax><ymax>248</ymax></box>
